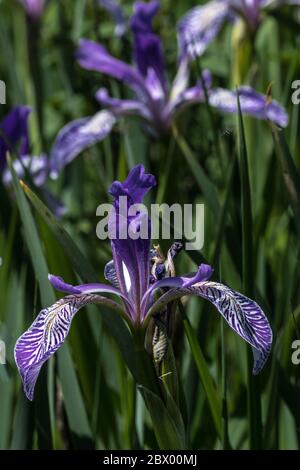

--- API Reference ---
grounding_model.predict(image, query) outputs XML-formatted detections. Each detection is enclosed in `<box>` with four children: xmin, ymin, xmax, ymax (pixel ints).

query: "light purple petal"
<box><xmin>169</xmin><ymin>67</ymin><xmax>213</xmax><ymax>117</ymax></box>
<box><xmin>148</xmin><ymin>281</ymin><xmax>272</xmax><ymax>374</ymax></box>
<box><xmin>178</xmin><ymin>0</ymin><xmax>230</xmax><ymax>57</ymax></box>
<box><xmin>146</xmin><ymin>263</ymin><xmax>214</xmax><ymax>293</ymax></box>
<box><xmin>229</xmin><ymin>0</ymin><xmax>262</xmax><ymax>29</ymax></box>
<box><xmin>0</xmin><ymin>106</ymin><xmax>32</xmax><ymax>171</ymax></box>
<box><xmin>48</xmin><ymin>274</ymin><xmax>125</xmax><ymax>299</ymax></box>
<box><xmin>18</xmin><ymin>0</ymin><xmax>45</xmax><ymax>19</ymax></box>
<box><xmin>208</xmin><ymin>86</ymin><xmax>288</xmax><ymax>127</ymax></box>
<box><xmin>96</xmin><ymin>88</ymin><xmax>152</xmax><ymax>121</ymax></box>
<box><xmin>14</xmin><ymin>293</ymin><xmax>122</xmax><ymax>400</ymax></box>
<box><xmin>76</xmin><ymin>39</ymin><xmax>147</xmax><ymax>97</ymax></box>
<box><xmin>49</xmin><ymin>110</ymin><xmax>116</xmax><ymax>178</ymax></box>
<box><xmin>141</xmin><ymin>263</ymin><xmax>214</xmax><ymax>316</ymax></box>
<box><xmin>2</xmin><ymin>154</ymin><xmax>48</xmax><ymax>187</ymax></box>
<box><xmin>98</xmin><ymin>0</ymin><xmax>126</xmax><ymax>36</ymax></box>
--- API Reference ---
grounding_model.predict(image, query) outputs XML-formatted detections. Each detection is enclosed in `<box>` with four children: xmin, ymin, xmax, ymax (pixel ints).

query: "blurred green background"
<box><xmin>0</xmin><ymin>0</ymin><xmax>300</xmax><ymax>450</ymax></box>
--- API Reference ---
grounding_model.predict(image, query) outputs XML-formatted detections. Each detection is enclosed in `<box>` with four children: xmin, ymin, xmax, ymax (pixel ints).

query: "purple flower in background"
<box><xmin>0</xmin><ymin>106</ymin><xmax>31</xmax><ymax>172</ymax></box>
<box><xmin>178</xmin><ymin>0</ymin><xmax>300</xmax><ymax>57</ymax></box>
<box><xmin>0</xmin><ymin>107</ymin><xmax>64</xmax><ymax>216</ymax></box>
<box><xmin>15</xmin><ymin>164</ymin><xmax>272</xmax><ymax>401</ymax></box>
<box><xmin>98</xmin><ymin>0</ymin><xmax>127</xmax><ymax>36</ymax></box>
<box><xmin>0</xmin><ymin>106</ymin><xmax>47</xmax><ymax>186</ymax></box>
<box><xmin>18</xmin><ymin>0</ymin><xmax>46</xmax><ymax>19</ymax></box>
<box><xmin>49</xmin><ymin>0</ymin><xmax>288</xmax><ymax>178</ymax></box>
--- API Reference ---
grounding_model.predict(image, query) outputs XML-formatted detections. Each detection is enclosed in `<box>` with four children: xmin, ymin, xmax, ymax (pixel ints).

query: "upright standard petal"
<box><xmin>178</xmin><ymin>0</ymin><xmax>230</xmax><ymax>57</ymax></box>
<box><xmin>18</xmin><ymin>0</ymin><xmax>45</xmax><ymax>19</ymax></box>
<box><xmin>109</xmin><ymin>163</ymin><xmax>156</xmax><ymax>207</ymax></box>
<box><xmin>148</xmin><ymin>281</ymin><xmax>272</xmax><ymax>374</ymax></box>
<box><xmin>14</xmin><ymin>294</ymin><xmax>110</xmax><ymax>400</ymax></box>
<box><xmin>208</xmin><ymin>86</ymin><xmax>288</xmax><ymax>127</ymax></box>
<box><xmin>98</xmin><ymin>0</ymin><xmax>127</xmax><ymax>36</ymax></box>
<box><xmin>0</xmin><ymin>106</ymin><xmax>31</xmax><ymax>171</ymax></box>
<box><xmin>130</xmin><ymin>1</ymin><xmax>166</xmax><ymax>90</ymax></box>
<box><xmin>229</xmin><ymin>0</ymin><xmax>262</xmax><ymax>29</ymax></box>
<box><xmin>49</xmin><ymin>110</ymin><xmax>116</xmax><ymax>178</ymax></box>
<box><xmin>108</xmin><ymin>165</ymin><xmax>156</xmax><ymax>316</ymax></box>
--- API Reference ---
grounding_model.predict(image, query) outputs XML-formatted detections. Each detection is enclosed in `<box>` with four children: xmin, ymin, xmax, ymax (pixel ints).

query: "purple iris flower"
<box><xmin>49</xmin><ymin>0</ymin><xmax>288</xmax><ymax>178</ymax></box>
<box><xmin>15</xmin><ymin>164</ymin><xmax>272</xmax><ymax>401</ymax></box>
<box><xmin>0</xmin><ymin>106</ymin><xmax>31</xmax><ymax>172</ymax></box>
<box><xmin>178</xmin><ymin>0</ymin><xmax>300</xmax><ymax>57</ymax></box>
<box><xmin>0</xmin><ymin>106</ymin><xmax>47</xmax><ymax>186</ymax></box>
<box><xmin>18</xmin><ymin>0</ymin><xmax>46</xmax><ymax>19</ymax></box>
<box><xmin>0</xmin><ymin>107</ymin><xmax>64</xmax><ymax>216</ymax></box>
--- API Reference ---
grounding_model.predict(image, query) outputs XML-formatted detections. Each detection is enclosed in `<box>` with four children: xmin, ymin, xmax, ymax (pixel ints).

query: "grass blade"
<box><xmin>236</xmin><ymin>94</ymin><xmax>262</xmax><ymax>450</ymax></box>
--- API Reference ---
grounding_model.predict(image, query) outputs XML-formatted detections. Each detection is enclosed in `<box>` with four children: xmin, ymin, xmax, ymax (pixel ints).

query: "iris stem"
<box><xmin>193</xmin><ymin>54</ymin><xmax>224</xmax><ymax>173</ymax></box>
<box><xmin>221</xmin><ymin>319</ymin><xmax>230</xmax><ymax>449</ymax></box>
<box><xmin>155</xmin><ymin>137</ymin><xmax>175</xmax><ymax>204</ymax></box>
<box><xmin>134</xmin><ymin>327</ymin><xmax>161</xmax><ymax>398</ymax></box>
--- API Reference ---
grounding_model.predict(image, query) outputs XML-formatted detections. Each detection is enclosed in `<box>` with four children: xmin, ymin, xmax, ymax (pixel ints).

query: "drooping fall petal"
<box><xmin>148</xmin><ymin>280</ymin><xmax>272</xmax><ymax>374</ymax></box>
<box><xmin>49</xmin><ymin>110</ymin><xmax>116</xmax><ymax>178</ymax></box>
<box><xmin>14</xmin><ymin>294</ymin><xmax>120</xmax><ymax>400</ymax></box>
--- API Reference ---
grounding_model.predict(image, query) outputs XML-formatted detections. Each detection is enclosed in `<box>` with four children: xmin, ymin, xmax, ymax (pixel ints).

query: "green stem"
<box><xmin>172</xmin><ymin>124</ymin><xmax>220</xmax><ymax>218</ymax></box>
<box><xmin>193</xmin><ymin>54</ymin><xmax>224</xmax><ymax>172</ymax></box>
<box><xmin>155</xmin><ymin>137</ymin><xmax>175</xmax><ymax>205</ymax></box>
<box><xmin>134</xmin><ymin>327</ymin><xmax>161</xmax><ymax>398</ymax></box>
<box><xmin>221</xmin><ymin>319</ymin><xmax>230</xmax><ymax>449</ymax></box>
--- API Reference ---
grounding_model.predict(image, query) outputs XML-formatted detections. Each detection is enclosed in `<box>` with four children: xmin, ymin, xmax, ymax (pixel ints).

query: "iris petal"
<box><xmin>0</xmin><ymin>106</ymin><xmax>32</xmax><ymax>171</ymax></box>
<box><xmin>130</xmin><ymin>1</ymin><xmax>166</xmax><ymax>89</ymax></box>
<box><xmin>48</xmin><ymin>273</ymin><xmax>126</xmax><ymax>299</ymax></box>
<box><xmin>49</xmin><ymin>110</ymin><xmax>116</xmax><ymax>178</ymax></box>
<box><xmin>208</xmin><ymin>86</ymin><xmax>288</xmax><ymax>127</ymax></box>
<box><xmin>178</xmin><ymin>0</ymin><xmax>230</xmax><ymax>57</ymax></box>
<box><xmin>148</xmin><ymin>281</ymin><xmax>272</xmax><ymax>374</ymax></box>
<box><xmin>76</xmin><ymin>39</ymin><xmax>148</xmax><ymax>97</ymax></box>
<box><xmin>96</xmin><ymin>88</ymin><xmax>152</xmax><ymax>121</ymax></box>
<box><xmin>14</xmin><ymin>294</ymin><xmax>117</xmax><ymax>400</ymax></box>
<box><xmin>97</xmin><ymin>0</ymin><xmax>126</xmax><ymax>36</ymax></box>
<box><xmin>109</xmin><ymin>164</ymin><xmax>156</xmax><ymax>206</ymax></box>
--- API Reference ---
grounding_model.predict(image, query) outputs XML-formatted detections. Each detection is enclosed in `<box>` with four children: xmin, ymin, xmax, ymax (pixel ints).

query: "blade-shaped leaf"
<box><xmin>237</xmin><ymin>94</ymin><xmax>262</xmax><ymax>450</ymax></box>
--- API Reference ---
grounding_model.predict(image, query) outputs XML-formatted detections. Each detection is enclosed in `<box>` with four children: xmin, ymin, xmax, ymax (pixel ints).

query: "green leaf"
<box><xmin>271</xmin><ymin>126</ymin><xmax>300</xmax><ymax>236</ymax></box>
<box><xmin>237</xmin><ymin>94</ymin><xmax>262</xmax><ymax>450</ymax></box>
<box><xmin>8</xmin><ymin>160</ymin><xmax>95</xmax><ymax>449</ymax></box>
<box><xmin>57</xmin><ymin>344</ymin><xmax>94</xmax><ymax>449</ymax></box>
<box><xmin>182</xmin><ymin>310</ymin><xmax>222</xmax><ymax>439</ymax></box>
<box><xmin>172</xmin><ymin>124</ymin><xmax>220</xmax><ymax>218</ymax></box>
<box><xmin>139</xmin><ymin>385</ymin><xmax>186</xmax><ymax>450</ymax></box>
<box><xmin>7</xmin><ymin>156</ymin><xmax>55</xmax><ymax>449</ymax></box>
<box><xmin>10</xmin><ymin>394</ymin><xmax>34</xmax><ymax>450</ymax></box>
